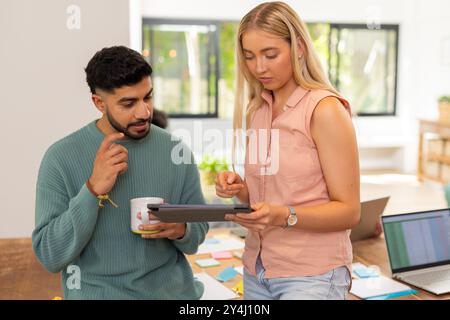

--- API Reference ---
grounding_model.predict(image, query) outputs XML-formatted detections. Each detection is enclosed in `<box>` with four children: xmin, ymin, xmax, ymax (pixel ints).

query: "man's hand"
<box><xmin>88</xmin><ymin>132</ymin><xmax>128</xmax><ymax>195</ymax></box>
<box><xmin>139</xmin><ymin>212</ymin><xmax>187</xmax><ymax>240</ymax></box>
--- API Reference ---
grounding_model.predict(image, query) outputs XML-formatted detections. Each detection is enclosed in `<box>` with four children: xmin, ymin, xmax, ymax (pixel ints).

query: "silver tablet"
<box><xmin>147</xmin><ymin>204</ymin><xmax>252</xmax><ymax>222</ymax></box>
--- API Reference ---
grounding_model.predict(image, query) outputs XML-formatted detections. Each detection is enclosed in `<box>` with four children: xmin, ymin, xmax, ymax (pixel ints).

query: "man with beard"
<box><xmin>32</xmin><ymin>46</ymin><xmax>208</xmax><ymax>299</ymax></box>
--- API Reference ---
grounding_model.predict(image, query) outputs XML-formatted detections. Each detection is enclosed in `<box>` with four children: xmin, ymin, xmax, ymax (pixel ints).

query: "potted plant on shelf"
<box><xmin>198</xmin><ymin>155</ymin><xmax>229</xmax><ymax>186</ymax></box>
<box><xmin>438</xmin><ymin>95</ymin><xmax>450</xmax><ymax>123</ymax></box>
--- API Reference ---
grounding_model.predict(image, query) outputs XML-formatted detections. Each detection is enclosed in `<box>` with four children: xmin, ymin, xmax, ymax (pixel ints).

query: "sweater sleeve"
<box><xmin>172</xmin><ymin>155</ymin><xmax>209</xmax><ymax>255</ymax></box>
<box><xmin>32</xmin><ymin>151</ymin><xmax>100</xmax><ymax>273</ymax></box>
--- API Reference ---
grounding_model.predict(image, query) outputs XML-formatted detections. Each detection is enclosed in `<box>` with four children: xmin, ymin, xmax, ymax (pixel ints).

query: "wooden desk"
<box><xmin>1</xmin><ymin>230</ymin><xmax>449</xmax><ymax>300</ymax></box>
<box><xmin>0</xmin><ymin>238</ymin><xmax>61</xmax><ymax>299</ymax></box>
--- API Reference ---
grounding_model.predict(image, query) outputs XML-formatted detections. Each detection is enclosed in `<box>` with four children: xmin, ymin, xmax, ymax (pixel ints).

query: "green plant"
<box><xmin>198</xmin><ymin>155</ymin><xmax>229</xmax><ymax>185</ymax></box>
<box><xmin>198</xmin><ymin>155</ymin><xmax>229</xmax><ymax>173</ymax></box>
<box><xmin>438</xmin><ymin>96</ymin><xmax>450</xmax><ymax>104</ymax></box>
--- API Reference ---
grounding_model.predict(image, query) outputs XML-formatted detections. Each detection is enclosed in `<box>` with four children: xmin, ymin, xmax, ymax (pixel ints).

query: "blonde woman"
<box><xmin>215</xmin><ymin>1</ymin><xmax>360</xmax><ymax>300</ymax></box>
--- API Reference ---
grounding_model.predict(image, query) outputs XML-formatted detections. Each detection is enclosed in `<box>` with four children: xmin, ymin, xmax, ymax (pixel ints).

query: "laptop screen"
<box><xmin>382</xmin><ymin>209</ymin><xmax>450</xmax><ymax>273</ymax></box>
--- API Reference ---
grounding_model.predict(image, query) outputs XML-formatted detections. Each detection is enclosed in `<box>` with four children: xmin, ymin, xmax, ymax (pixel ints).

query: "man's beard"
<box><xmin>106</xmin><ymin>110</ymin><xmax>152</xmax><ymax>140</ymax></box>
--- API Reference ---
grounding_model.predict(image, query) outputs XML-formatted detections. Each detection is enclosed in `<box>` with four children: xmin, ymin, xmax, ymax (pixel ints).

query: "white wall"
<box><xmin>139</xmin><ymin>0</ymin><xmax>450</xmax><ymax>172</ymax></box>
<box><xmin>0</xmin><ymin>0</ymin><xmax>130</xmax><ymax>238</ymax></box>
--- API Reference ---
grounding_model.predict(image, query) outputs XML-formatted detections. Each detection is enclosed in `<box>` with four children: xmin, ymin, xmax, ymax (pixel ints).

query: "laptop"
<box><xmin>350</xmin><ymin>197</ymin><xmax>390</xmax><ymax>241</ymax></box>
<box><xmin>382</xmin><ymin>208</ymin><xmax>450</xmax><ymax>295</ymax></box>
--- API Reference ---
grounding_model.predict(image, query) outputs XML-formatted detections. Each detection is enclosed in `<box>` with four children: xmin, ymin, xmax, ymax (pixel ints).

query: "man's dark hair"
<box><xmin>151</xmin><ymin>108</ymin><xmax>169</xmax><ymax>129</ymax></box>
<box><xmin>85</xmin><ymin>46</ymin><xmax>152</xmax><ymax>94</ymax></box>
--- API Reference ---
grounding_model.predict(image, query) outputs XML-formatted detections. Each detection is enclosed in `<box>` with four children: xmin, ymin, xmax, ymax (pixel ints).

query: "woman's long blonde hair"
<box><xmin>232</xmin><ymin>1</ymin><xmax>339</xmax><ymax>170</ymax></box>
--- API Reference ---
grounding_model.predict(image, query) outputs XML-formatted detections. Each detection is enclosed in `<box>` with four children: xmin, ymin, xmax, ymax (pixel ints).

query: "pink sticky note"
<box><xmin>211</xmin><ymin>251</ymin><xmax>233</xmax><ymax>260</ymax></box>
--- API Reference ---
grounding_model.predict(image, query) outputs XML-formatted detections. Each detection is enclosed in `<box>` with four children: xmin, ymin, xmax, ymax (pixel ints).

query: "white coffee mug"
<box><xmin>130</xmin><ymin>197</ymin><xmax>164</xmax><ymax>235</ymax></box>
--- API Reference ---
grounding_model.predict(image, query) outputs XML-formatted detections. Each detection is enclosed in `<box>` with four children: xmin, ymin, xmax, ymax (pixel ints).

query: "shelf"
<box><xmin>418</xmin><ymin>120</ymin><xmax>450</xmax><ymax>184</ymax></box>
<box><xmin>426</xmin><ymin>154</ymin><xmax>450</xmax><ymax>165</ymax></box>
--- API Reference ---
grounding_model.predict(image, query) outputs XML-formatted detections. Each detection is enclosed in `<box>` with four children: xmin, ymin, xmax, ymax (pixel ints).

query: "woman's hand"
<box><xmin>225</xmin><ymin>202</ymin><xmax>289</xmax><ymax>231</ymax></box>
<box><xmin>215</xmin><ymin>171</ymin><xmax>249</xmax><ymax>202</ymax></box>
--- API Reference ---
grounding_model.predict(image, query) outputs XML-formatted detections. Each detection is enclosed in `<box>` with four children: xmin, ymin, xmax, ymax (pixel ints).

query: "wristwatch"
<box><xmin>284</xmin><ymin>206</ymin><xmax>298</xmax><ymax>228</ymax></box>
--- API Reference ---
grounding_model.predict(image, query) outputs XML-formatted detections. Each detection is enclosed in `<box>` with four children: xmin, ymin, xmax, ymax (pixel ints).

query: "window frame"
<box><xmin>142</xmin><ymin>18</ymin><xmax>221</xmax><ymax>119</ymax></box>
<box><xmin>327</xmin><ymin>23</ymin><xmax>400</xmax><ymax>116</ymax></box>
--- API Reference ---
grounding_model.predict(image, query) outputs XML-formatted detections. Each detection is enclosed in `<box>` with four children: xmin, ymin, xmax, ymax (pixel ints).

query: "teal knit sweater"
<box><xmin>32</xmin><ymin>121</ymin><xmax>209</xmax><ymax>299</ymax></box>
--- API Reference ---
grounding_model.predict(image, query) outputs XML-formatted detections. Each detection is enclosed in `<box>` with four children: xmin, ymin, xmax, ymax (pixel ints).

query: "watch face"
<box><xmin>288</xmin><ymin>215</ymin><xmax>298</xmax><ymax>226</ymax></box>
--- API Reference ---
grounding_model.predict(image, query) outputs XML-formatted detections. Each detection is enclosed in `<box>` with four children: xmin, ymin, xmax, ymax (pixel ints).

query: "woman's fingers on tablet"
<box><xmin>216</xmin><ymin>191</ymin><xmax>233</xmax><ymax>198</ymax></box>
<box><xmin>217</xmin><ymin>171</ymin><xmax>242</xmax><ymax>190</ymax></box>
<box><xmin>216</xmin><ymin>184</ymin><xmax>241</xmax><ymax>197</ymax></box>
<box><xmin>217</xmin><ymin>182</ymin><xmax>243</xmax><ymax>192</ymax></box>
<box><xmin>216</xmin><ymin>172</ymin><xmax>229</xmax><ymax>188</ymax></box>
<box><xmin>226</xmin><ymin>172</ymin><xmax>239</xmax><ymax>184</ymax></box>
<box><xmin>226</xmin><ymin>183</ymin><xmax>244</xmax><ymax>191</ymax></box>
<box><xmin>222</xmin><ymin>189</ymin><xmax>240</xmax><ymax>197</ymax></box>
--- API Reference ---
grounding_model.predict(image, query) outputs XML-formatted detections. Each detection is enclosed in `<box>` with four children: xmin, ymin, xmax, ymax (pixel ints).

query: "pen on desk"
<box><xmin>366</xmin><ymin>289</ymin><xmax>417</xmax><ymax>300</ymax></box>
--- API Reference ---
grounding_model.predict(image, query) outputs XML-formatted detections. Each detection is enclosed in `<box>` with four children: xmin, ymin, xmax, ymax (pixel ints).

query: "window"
<box><xmin>328</xmin><ymin>24</ymin><xmax>399</xmax><ymax>115</ymax></box>
<box><xmin>142</xmin><ymin>19</ymin><xmax>219</xmax><ymax>118</ymax></box>
<box><xmin>142</xmin><ymin>20</ymin><xmax>399</xmax><ymax>118</ymax></box>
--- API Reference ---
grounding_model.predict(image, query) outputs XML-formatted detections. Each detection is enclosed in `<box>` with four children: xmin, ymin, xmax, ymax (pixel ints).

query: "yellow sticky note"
<box><xmin>232</xmin><ymin>280</ymin><xmax>244</xmax><ymax>296</ymax></box>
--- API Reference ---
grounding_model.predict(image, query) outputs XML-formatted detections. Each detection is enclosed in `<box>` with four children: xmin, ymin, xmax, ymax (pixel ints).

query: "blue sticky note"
<box><xmin>195</xmin><ymin>258</ymin><xmax>221</xmax><ymax>268</ymax></box>
<box><xmin>216</xmin><ymin>267</ymin><xmax>239</xmax><ymax>282</ymax></box>
<box><xmin>204</xmin><ymin>238</ymin><xmax>220</xmax><ymax>245</ymax></box>
<box><xmin>354</xmin><ymin>267</ymin><xmax>379</xmax><ymax>278</ymax></box>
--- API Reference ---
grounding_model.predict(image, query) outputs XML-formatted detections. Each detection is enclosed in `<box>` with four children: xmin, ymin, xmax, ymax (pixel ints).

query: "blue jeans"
<box><xmin>244</xmin><ymin>255</ymin><xmax>351</xmax><ymax>300</ymax></box>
